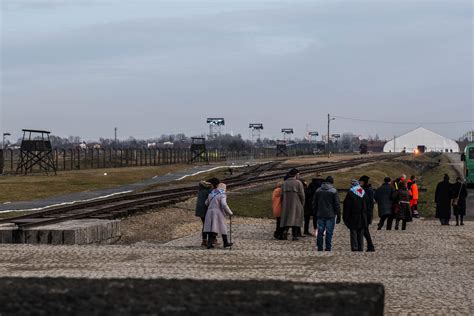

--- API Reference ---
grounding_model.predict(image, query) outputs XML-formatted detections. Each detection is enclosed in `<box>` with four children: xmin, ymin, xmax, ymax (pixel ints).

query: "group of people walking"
<box><xmin>271</xmin><ymin>171</ymin><xmax>428</xmax><ymax>252</ymax></box>
<box><xmin>194</xmin><ymin>170</ymin><xmax>468</xmax><ymax>251</ymax></box>
<box><xmin>195</xmin><ymin>178</ymin><xmax>234</xmax><ymax>249</ymax></box>
<box><xmin>435</xmin><ymin>174</ymin><xmax>468</xmax><ymax>226</ymax></box>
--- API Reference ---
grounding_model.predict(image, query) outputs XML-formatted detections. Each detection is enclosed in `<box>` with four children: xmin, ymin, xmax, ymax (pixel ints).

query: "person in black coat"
<box><xmin>375</xmin><ymin>177</ymin><xmax>395</xmax><ymax>230</ymax></box>
<box><xmin>451</xmin><ymin>177</ymin><xmax>468</xmax><ymax>226</ymax></box>
<box><xmin>343</xmin><ymin>179</ymin><xmax>368</xmax><ymax>252</ymax></box>
<box><xmin>359</xmin><ymin>175</ymin><xmax>375</xmax><ymax>251</ymax></box>
<box><xmin>304</xmin><ymin>177</ymin><xmax>324</xmax><ymax>236</ymax></box>
<box><xmin>435</xmin><ymin>174</ymin><xmax>453</xmax><ymax>225</ymax></box>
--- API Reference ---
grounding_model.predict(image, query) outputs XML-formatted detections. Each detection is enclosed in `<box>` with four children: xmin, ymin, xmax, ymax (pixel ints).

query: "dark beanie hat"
<box><xmin>288</xmin><ymin>168</ymin><xmax>299</xmax><ymax>177</ymax></box>
<box><xmin>325</xmin><ymin>176</ymin><xmax>334</xmax><ymax>184</ymax></box>
<box><xmin>384</xmin><ymin>177</ymin><xmax>391</xmax><ymax>183</ymax></box>
<box><xmin>359</xmin><ymin>175</ymin><xmax>370</xmax><ymax>183</ymax></box>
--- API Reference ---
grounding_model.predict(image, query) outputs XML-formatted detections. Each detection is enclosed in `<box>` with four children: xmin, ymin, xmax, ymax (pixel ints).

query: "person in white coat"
<box><xmin>204</xmin><ymin>183</ymin><xmax>234</xmax><ymax>249</ymax></box>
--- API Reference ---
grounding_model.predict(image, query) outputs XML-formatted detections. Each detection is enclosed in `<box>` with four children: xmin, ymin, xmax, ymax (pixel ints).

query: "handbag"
<box><xmin>452</xmin><ymin>184</ymin><xmax>463</xmax><ymax>207</ymax></box>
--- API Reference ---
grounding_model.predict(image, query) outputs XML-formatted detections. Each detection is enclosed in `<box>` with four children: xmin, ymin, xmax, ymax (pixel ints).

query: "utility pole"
<box><xmin>327</xmin><ymin>114</ymin><xmax>335</xmax><ymax>158</ymax></box>
<box><xmin>393</xmin><ymin>135</ymin><xmax>396</xmax><ymax>153</ymax></box>
<box><xmin>114</xmin><ymin>127</ymin><xmax>117</xmax><ymax>144</ymax></box>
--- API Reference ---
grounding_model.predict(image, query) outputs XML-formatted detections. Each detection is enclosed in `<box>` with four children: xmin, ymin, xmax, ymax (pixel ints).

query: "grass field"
<box><xmin>227</xmin><ymin>154</ymin><xmax>458</xmax><ymax>219</ymax></box>
<box><xmin>0</xmin><ymin>165</ymin><xmax>189</xmax><ymax>204</ymax></box>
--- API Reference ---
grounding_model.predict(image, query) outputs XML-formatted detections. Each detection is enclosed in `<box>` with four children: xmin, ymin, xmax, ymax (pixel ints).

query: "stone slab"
<box><xmin>0</xmin><ymin>219</ymin><xmax>121</xmax><ymax>245</ymax></box>
<box><xmin>0</xmin><ymin>278</ymin><xmax>384</xmax><ymax>316</ymax></box>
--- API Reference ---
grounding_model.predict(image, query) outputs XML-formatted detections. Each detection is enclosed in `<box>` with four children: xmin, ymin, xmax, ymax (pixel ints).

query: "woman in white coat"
<box><xmin>204</xmin><ymin>183</ymin><xmax>234</xmax><ymax>249</ymax></box>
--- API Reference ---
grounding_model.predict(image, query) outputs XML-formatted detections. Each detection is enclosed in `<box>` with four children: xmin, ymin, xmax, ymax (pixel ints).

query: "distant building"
<box><xmin>365</xmin><ymin>140</ymin><xmax>386</xmax><ymax>153</ymax></box>
<box><xmin>383</xmin><ymin>127</ymin><xmax>460</xmax><ymax>153</ymax></box>
<box><xmin>460</xmin><ymin>131</ymin><xmax>474</xmax><ymax>142</ymax></box>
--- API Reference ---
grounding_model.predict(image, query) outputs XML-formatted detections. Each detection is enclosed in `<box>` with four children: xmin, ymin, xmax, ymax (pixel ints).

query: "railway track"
<box><xmin>1</xmin><ymin>154</ymin><xmax>403</xmax><ymax>229</ymax></box>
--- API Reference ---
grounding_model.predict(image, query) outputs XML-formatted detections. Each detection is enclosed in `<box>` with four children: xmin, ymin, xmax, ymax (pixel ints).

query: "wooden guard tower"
<box><xmin>189</xmin><ymin>137</ymin><xmax>209</xmax><ymax>163</ymax></box>
<box><xmin>17</xmin><ymin>129</ymin><xmax>57</xmax><ymax>175</ymax></box>
<box><xmin>276</xmin><ymin>140</ymin><xmax>288</xmax><ymax>156</ymax></box>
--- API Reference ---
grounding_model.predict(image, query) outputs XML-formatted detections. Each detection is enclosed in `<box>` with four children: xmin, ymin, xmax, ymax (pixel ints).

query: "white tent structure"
<box><xmin>383</xmin><ymin>127</ymin><xmax>460</xmax><ymax>153</ymax></box>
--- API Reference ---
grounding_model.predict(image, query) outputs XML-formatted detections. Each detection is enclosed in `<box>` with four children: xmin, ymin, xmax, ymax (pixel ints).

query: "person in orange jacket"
<box><xmin>272</xmin><ymin>181</ymin><xmax>284</xmax><ymax>239</ymax></box>
<box><xmin>407</xmin><ymin>175</ymin><xmax>420</xmax><ymax>218</ymax></box>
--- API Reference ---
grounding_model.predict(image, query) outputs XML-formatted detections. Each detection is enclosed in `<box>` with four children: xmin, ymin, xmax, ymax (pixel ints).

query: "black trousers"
<box><xmin>350</xmin><ymin>228</ymin><xmax>364</xmax><ymax>251</ymax></box>
<box><xmin>455</xmin><ymin>215</ymin><xmax>464</xmax><ymax>225</ymax></box>
<box><xmin>304</xmin><ymin>215</ymin><xmax>317</xmax><ymax>233</ymax></box>
<box><xmin>283</xmin><ymin>226</ymin><xmax>299</xmax><ymax>238</ymax></box>
<box><xmin>364</xmin><ymin>227</ymin><xmax>375</xmax><ymax>250</ymax></box>
<box><xmin>378</xmin><ymin>215</ymin><xmax>394</xmax><ymax>230</ymax></box>
<box><xmin>395</xmin><ymin>219</ymin><xmax>407</xmax><ymax>230</ymax></box>
<box><xmin>439</xmin><ymin>218</ymin><xmax>450</xmax><ymax>225</ymax></box>
<box><xmin>274</xmin><ymin>217</ymin><xmax>285</xmax><ymax>238</ymax></box>
<box><xmin>201</xmin><ymin>217</ymin><xmax>206</xmax><ymax>240</ymax></box>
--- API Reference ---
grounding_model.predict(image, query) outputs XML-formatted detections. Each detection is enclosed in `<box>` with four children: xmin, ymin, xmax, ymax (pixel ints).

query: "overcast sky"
<box><xmin>1</xmin><ymin>0</ymin><xmax>472</xmax><ymax>142</ymax></box>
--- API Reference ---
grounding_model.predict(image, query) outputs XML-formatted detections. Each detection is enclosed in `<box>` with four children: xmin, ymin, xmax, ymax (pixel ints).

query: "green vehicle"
<box><xmin>461</xmin><ymin>143</ymin><xmax>474</xmax><ymax>187</ymax></box>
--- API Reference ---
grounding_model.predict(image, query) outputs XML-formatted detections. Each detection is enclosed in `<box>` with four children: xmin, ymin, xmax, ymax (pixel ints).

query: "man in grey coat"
<box><xmin>280</xmin><ymin>168</ymin><xmax>305</xmax><ymax>241</ymax></box>
<box><xmin>312</xmin><ymin>176</ymin><xmax>341</xmax><ymax>251</ymax></box>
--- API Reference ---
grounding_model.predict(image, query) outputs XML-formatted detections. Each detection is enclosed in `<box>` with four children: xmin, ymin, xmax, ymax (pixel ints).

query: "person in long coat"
<box><xmin>195</xmin><ymin>178</ymin><xmax>219</xmax><ymax>247</ymax></box>
<box><xmin>343</xmin><ymin>179</ymin><xmax>368</xmax><ymax>251</ymax></box>
<box><xmin>280</xmin><ymin>168</ymin><xmax>305</xmax><ymax>241</ymax></box>
<box><xmin>304</xmin><ymin>177</ymin><xmax>324</xmax><ymax>236</ymax></box>
<box><xmin>375</xmin><ymin>177</ymin><xmax>395</xmax><ymax>230</ymax></box>
<box><xmin>359</xmin><ymin>175</ymin><xmax>375</xmax><ymax>252</ymax></box>
<box><xmin>392</xmin><ymin>180</ymin><xmax>412</xmax><ymax>230</ymax></box>
<box><xmin>435</xmin><ymin>174</ymin><xmax>453</xmax><ymax>225</ymax></box>
<box><xmin>452</xmin><ymin>177</ymin><xmax>468</xmax><ymax>226</ymax></box>
<box><xmin>204</xmin><ymin>183</ymin><xmax>234</xmax><ymax>249</ymax></box>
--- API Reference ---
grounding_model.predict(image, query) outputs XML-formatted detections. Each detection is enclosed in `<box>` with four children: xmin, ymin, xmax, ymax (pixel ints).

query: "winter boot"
<box><xmin>207</xmin><ymin>234</ymin><xmax>214</xmax><ymax>249</ymax></box>
<box><xmin>222</xmin><ymin>235</ymin><xmax>233</xmax><ymax>248</ymax></box>
<box><xmin>211</xmin><ymin>234</ymin><xmax>219</xmax><ymax>246</ymax></box>
<box><xmin>201</xmin><ymin>239</ymin><xmax>208</xmax><ymax>247</ymax></box>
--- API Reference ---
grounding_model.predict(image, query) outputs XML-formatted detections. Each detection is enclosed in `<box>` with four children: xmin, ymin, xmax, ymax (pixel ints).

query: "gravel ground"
<box><xmin>0</xmin><ymin>218</ymin><xmax>472</xmax><ymax>315</ymax></box>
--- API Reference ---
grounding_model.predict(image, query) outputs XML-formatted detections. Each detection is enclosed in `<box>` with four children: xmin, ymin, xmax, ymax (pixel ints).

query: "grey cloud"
<box><xmin>1</xmin><ymin>1</ymin><xmax>472</xmax><ymax>140</ymax></box>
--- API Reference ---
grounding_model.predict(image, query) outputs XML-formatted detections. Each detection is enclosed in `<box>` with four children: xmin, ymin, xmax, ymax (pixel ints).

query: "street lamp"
<box><xmin>2</xmin><ymin>133</ymin><xmax>11</xmax><ymax>150</ymax></box>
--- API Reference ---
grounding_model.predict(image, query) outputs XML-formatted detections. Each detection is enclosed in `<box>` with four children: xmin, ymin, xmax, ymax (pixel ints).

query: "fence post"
<box><xmin>0</xmin><ymin>149</ymin><xmax>3</xmax><ymax>174</ymax></box>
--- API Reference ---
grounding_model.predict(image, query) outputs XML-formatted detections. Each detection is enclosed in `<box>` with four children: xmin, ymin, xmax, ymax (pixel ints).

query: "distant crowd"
<box><xmin>194</xmin><ymin>169</ymin><xmax>468</xmax><ymax>251</ymax></box>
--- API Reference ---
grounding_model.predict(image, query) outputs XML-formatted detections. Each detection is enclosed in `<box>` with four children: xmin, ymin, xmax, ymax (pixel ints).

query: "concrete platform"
<box><xmin>0</xmin><ymin>219</ymin><xmax>120</xmax><ymax>245</ymax></box>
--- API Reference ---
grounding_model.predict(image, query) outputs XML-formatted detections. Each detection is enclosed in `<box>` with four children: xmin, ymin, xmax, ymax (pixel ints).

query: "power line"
<box><xmin>332</xmin><ymin>115</ymin><xmax>474</xmax><ymax>125</ymax></box>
